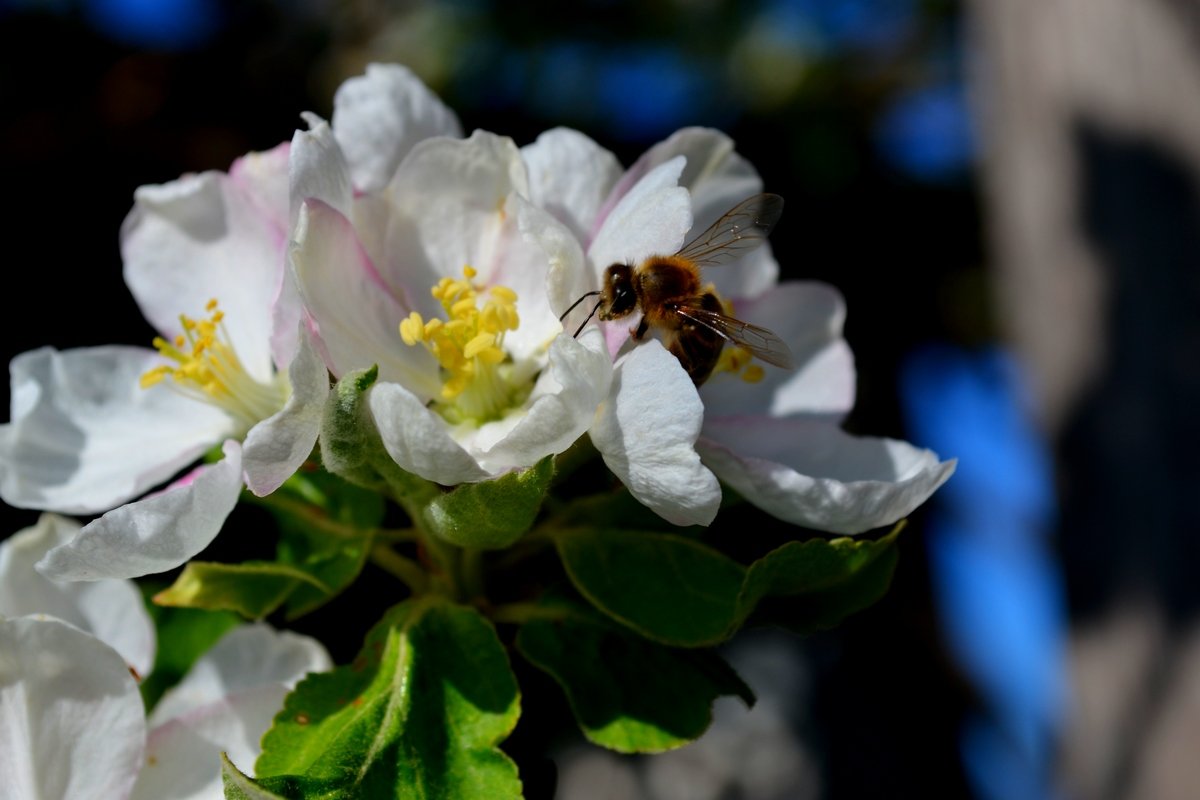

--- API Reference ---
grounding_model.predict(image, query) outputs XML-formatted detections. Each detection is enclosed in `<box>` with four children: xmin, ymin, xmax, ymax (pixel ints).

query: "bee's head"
<box><xmin>599</xmin><ymin>264</ymin><xmax>636</xmax><ymax>320</ymax></box>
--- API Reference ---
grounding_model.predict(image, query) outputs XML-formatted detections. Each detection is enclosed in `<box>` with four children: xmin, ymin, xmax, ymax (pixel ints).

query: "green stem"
<box><xmin>489</xmin><ymin>602</ymin><xmax>570</xmax><ymax>625</ymax></box>
<box><xmin>461</xmin><ymin>548</ymin><xmax>484</xmax><ymax>600</ymax></box>
<box><xmin>369</xmin><ymin>545</ymin><xmax>429</xmax><ymax>595</ymax></box>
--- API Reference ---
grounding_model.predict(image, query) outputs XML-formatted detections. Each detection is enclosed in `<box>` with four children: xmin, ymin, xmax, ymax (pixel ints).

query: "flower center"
<box><xmin>140</xmin><ymin>299</ymin><xmax>289</xmax><ymax>433</ymax></box>
<box><xmin>399</xmin><ymin>265</ymin><xmax>530</xmax><ymax>425</ymax></box>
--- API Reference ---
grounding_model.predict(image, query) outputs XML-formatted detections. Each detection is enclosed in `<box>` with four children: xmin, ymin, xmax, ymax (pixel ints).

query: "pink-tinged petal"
<box><xmin>228</xmin><ymin>142</ymin><xmax>290</xmax><ymax>233</ymax></box>
<box><xmin>290</xmin><ymin>200</ymin><xmax>440</xmax><ymax>399</ymax></box>
<box><xmin>132</xmin><ymin>685</ymin><xmax>287</xmax><ymax>800</ymax></box>
<box><xmin>701</xmin><ymin>282</ymin><xmax>855</xmax><ymax>419</ymax></box>
<box><xmin>0</xmin><ymin>616</ymin><xmax>146</xmax><ymax>800</ymax></box>
<box><xmin>123</xmin><ymin>165</ymin><xmax>285</xmax><ymax>385</ymax></box>
<box><xmin>0</xmin><ymin>346</ymin><xmax>234</xmax><ymax>515</ymax></box>
<box><xmin>149</xmin><ymin>624</ymin><xmax>331</xmax><ymax>729</ymax></box>
<box><xmin>0</xmin><ymin>514</ymin><xmax>156</xmax><ymax>679</ymax></box>
<box><xmin>242</xmin><ymin>329</ymin><xmax>329</xmax><ymax>497</ymax></box>
<box><xmin>698</xmin><ymin>418</ymin><xmax>957</xmax><ymax>534</ymax></box>
<box><xmin>476</xmin><ymin>329</ymin><xmax>612</xmax><ymax>472</ymax></box>
<box><xmin>368</xmin><ymin>381</ymin><xmax>491</xmax><ymax>485</ymax></box>
<box><xmin>332</xmin><ymin>63</ymin><xmax>462</xmax><ymax>193</ymax></box>
<box><xmin>36</xmin><ymin>441</ymin><xmax>245</xmax><ymax>581</ymax></box>
<box><xmin>589</xmin><ymin>341</ymin><xmax>721</xmax><ymax>527</ymax></box>
<box><xmin>383</xmin><ymin>131</ymin><xmax>529</xmax><ymax>318</ymax></box>
<box><xmin>522</xmin><ymin>127</ymin><xmax>622</xmax><ymax>243</ymax></box>
<box><xmin>587</xmin><ymin>157</ymin><xmax>692</xmax><ymax>284</ymax></box>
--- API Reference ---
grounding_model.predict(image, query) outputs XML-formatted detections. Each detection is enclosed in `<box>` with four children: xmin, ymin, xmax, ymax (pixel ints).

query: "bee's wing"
<box><xmin>672</xmin><ymin>303</ymin><xmax>794</xmax><ymax>369</ymax></box>
<box><xmin>675</xmin><ymin>193</ymin><xmax>784</xmax><ymax>269</ymax></box>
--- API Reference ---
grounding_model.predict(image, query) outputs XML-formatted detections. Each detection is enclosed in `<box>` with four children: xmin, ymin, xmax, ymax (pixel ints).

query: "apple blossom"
<box><xmin>289</xmin><ymin>82</ymin><xmax>616</xmax><ymax>485</ymax></box>
<box><xmin>0</xmin><ymin>515</ymin><xmax>332</xmax><ymax>800</ymax></box>
<box><xmin>523</xmin><ymin>126</ymin><xmax>954</xmax><ymax>531</ymax></box>
<box><xmin>0</xmin><ymin>142</ymin><xmax>330</xmax><ymax>582</ymax></box>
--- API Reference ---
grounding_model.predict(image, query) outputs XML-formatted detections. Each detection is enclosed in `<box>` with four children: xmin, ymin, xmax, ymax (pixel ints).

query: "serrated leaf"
<box><xmin>422</xmin><ymin>457</ymin><xmax>554</xmax><ymax>549</ymax></box>
<box><xmin>738</xmin><ymin>524</ymin><xmax>904</xmax><ymax>633</ymax></box>
<box><xmin>141</xmin><ymin>599</ymin><xmax>241</xmax><ymax>710</ymax></box>
<box><xmin>555</xmin><ymin>528</ymin><xmax>746</xmax><ymax>647</ymax></box>
<box><xmin>153</xmin><ymin>561</ymin><xmax>330</xmax><ymax>619</ymax></box>
<box><xmin>321</xmin><ymin>366</ymin><xmax>438</xmax><ymax>506</ymax></box>
<box><xmin>222</xmin><ymin>754</ymin><xmax>288</xmax><ymax>800</ymax></box>
<box><xmin>254</xmin><ymin>597</ymin><xmax>522</xmax><ymax>799</ymax></box>
<box><xmin>516</xmin><ymin>598</ymin><xmax>753</xmax><ymax>753</ymax></box>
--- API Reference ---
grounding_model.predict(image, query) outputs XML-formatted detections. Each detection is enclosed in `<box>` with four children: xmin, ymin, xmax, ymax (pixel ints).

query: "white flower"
<box><xmin>0</xmin><ymin>143</ymin><xmax>330</xmax><ymax>581</ymax></box>
<box><xmin>524</xmin><ymin>126</ymin><xmax>955</xmax><ymax>532</ymax></box>
<box><xmin>288</xmin><ymin>67</ymin><xmax>616</xmax><ymax>484</ymax></box>
<box><xmin>0</xmin><ymin>515</ymin><xmax>332</xmax><ymax>799</ymax></box>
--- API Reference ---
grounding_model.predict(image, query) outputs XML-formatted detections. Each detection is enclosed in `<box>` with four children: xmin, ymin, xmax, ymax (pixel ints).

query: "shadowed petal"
<box><xmin>590</xmin><ymin>341</ymin><xmax>720</xmax><ymax>526</ymax></box>
<box><xmin>699</xmin><ymin>417</ymin><xmax>956</xmax><ymax>534</ymax></box>
<box><xmin>36</xmin><ymin>441</ymin><xmax>245</xmax><ymax>581</ymax></box>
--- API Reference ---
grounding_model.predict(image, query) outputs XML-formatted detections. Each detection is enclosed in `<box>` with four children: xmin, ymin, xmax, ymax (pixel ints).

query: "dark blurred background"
<box><xmin>3</xmin><ymin>1</ymin><xmax>1198</xmax><ymax>798</ymax></box>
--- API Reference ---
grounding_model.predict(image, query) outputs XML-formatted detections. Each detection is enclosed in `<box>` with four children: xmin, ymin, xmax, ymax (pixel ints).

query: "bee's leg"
<box><xmin>630</xmin><ymin>316</ymin><xmax>649</xmax><ymax>341</ymax></box>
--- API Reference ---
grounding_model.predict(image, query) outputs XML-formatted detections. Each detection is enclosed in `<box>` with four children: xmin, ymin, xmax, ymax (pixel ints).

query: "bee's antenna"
<box><xmin>559</xmin><ymin>291</ymin><xmax>601</xmax><ymax>324</ymax></box>
<box><xmin>573</xmin><ymin>298</ymin><xmax>604</xmax><ymax>338</ymax></box>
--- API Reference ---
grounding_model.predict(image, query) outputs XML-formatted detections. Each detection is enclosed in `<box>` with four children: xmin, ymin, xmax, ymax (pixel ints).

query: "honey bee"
<box><xmin>560</xmin><ymin>193</ymin><xmax>794</xmax><ymax>385</ymax></box>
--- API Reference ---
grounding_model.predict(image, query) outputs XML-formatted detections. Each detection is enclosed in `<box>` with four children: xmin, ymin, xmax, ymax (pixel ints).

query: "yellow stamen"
<box><xmin>400</xmin><ymin>265</ymin><xmax>529</xmax><ymax>423</ymax></box>
<box><xmin>140</xmin><ymin>299</ymin><xmax>289</xmax><ymax>433</ymax></box>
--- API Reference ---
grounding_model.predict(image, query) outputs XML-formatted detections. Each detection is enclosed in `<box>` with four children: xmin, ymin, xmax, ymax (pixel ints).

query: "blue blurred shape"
<box><xmin>765</xmin><ymin>0</ymin><xmax>917</xmax><ymax>54</ymax></box>
<box><xmin>876</xmin><ymin>80</ymin><xmax>976</xmax><ymax>181</ymax></box>
<box><xmin>595</xmin><ymin>46</ymin><xmax>711</xmax><ymax>141</ymax></box>
<box><xmin>901</xmin><ymin>345</ymin><xmax>1067</xmax><ymax>800</ymax></box>
<box><xmin>83</xmin><ymin>0</ymin><xmax>221</xmax><ymax>50</ymax></box>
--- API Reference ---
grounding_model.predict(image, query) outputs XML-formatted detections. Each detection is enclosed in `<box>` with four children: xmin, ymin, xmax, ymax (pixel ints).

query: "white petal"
<box><xmin>0</xmin><ymin>346</ymin><xmax>234</xmax><ymax>514</ymax></box>
<box><xmin>0</xmin><ymin>615</ymin><xmax>145</xmax><ymax>800</ymax></box>
<box><xmin>123</xmin><ymin>164</ymin><xmax>285</xmax><ymax>383</ymax></box>
<box><xmin>477</xmin><ymin>330</ymin><xmax>612</xmax><ymax>472</ymax></box>
<box><xmin>290</xmin><ymin>200</ymin><xmax>440</xmax><ymax>399</ymax></box>
<box><xmin>587</xmin><ymin>157</ymin><xmax>692</xmax><ymax>281</ymax></box>
<box><xmin>630</xmin><ymin>128</ymin><xmax>777</xmax><ymax>298</ymax></box>
<box><xmin>149</xmin><ymin>623</ymin><xmax>331</xmax><ymax>729</ymax></box>
<box><xmin>368</xmin><ymin>381</ymin><xmax>491</xmax><ymax>485</ymax></box>
<box><xmin>242</xmin><ymin>329</ymin><xmax>329</xmax><ymax>496</ymax></box>
<box><xmin>492</xmin><ymin>195</ymin><xmax>575</xmax><ymax>361</ymax></box>
<box><xmin>36</xmin><ymin>441</ymin><xmax>245</xmax><ymax>581</ymax></box>
<box><xmin>289</xmin><ymin>113</ymin><xmax>353</xmax><ymax>226</ymax></box>
<box><xmin>698</xmin><ymin>418</ymin><xmax>957</xmax><ymax>534</ymax></box>
<box><xmin>517</xmin><ymin>190</ymin><xmax>593</xmax><ymax>320</ymax></box>
<box><xmin>132</xmin><ymin>685</ymin><xmax>287</xmax><ymax>800</ymax></box>
<box><xmin>228</xmin><ymin>143</ymin><xmax>291</xmax><ymax>232</ymax></box>
<box><xmin>521</xmin><ymin>127</ymin><xmax>622</xmax><ymax>243</ymax></box>
<box><xmin>0</xmin><ymin>515</ymin><xmax>156</xmax><ymax>678</ymax></box>
<box><xmin>384</xmin><ymin>131</ymin><xmax>529</xmax><ymax>312</ymax></box>
<box><xmin>589</xmin><ymin>341</ymin><xmax>721</xmax><ymax>526</ymax></box>
<box><xmin>701</xmin><ymin>282</ymin><xmax>855</xmax><ymax>419</ymax></box>
<box><xmin>133</xmin><ymin>623</ymin><xmax>329</xmax><ymax>799</ymax></box>
<box><xmin>332</xmin><ymin>63</ymin><xmax>462</xmax><ymax>192</ymax></box>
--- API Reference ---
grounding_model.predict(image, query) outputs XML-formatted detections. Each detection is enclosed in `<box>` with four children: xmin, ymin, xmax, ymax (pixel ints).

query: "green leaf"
<box><xmin>154</xmin><ymin>561</ymin><xmax>330</xmax><ymax>619</ymax></box>
<box><xmin>270</xmin><ymin>470</ymin><xmax>382</xmax><ymax>618</ymax></box>
<box><xmin>320</xmin><ymin>367</ymin><xmax>438</xmax><ymax>506</ymax></box>
<box><xmin>555</xmin><ymin>528</ymin><xmax>746</xmax><ymax>647</ymax></box>
<box><xmin>222</xmin><ymin>754</ymin><xmax>288</xmax><ymax>800</ymax></box>
<box><xmin>738</xmin><ymin>524</ymin><xmax>904</xmax><ymax>633</ymax></box>
<box><xmin>516</xmin><ymin>598</ymin><xmax>753</xmax><ymax>753</ymax></box>
<box><xmin>140</xmin><ymin>600</ymin><xmax>240</xmax><ymax>710</ymax></box>
<box><xmin>254</xmin><ymin>597</ymin><xmax>522</xmax><ymax>799</ymax></box>
<box><xmin>422</xmin><ymin>457</ymin><xmax>554</xmax><ymax>549</ymax></box>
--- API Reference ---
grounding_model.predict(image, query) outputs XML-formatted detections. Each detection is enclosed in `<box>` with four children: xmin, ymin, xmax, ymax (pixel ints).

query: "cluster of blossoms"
<box><xmin>0</xmin><ymin>64</ymin><xmax>953</xmax><ymax>796</ymax></box>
